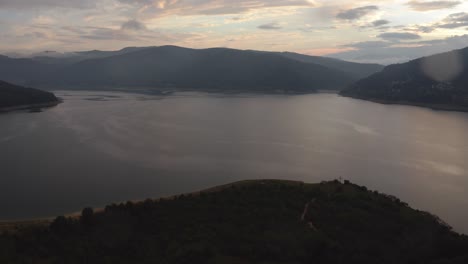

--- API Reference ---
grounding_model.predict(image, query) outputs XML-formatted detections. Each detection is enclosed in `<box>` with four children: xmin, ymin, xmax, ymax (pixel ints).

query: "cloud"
<box><xmin>407</xmin><ymin>1</ymin><xmax>461</xmax><ymax>11</ymax></box>
<box><xmin>359</xmin><ymin>19</ymin><xmax>391</xmax><ymax>29</ymax></box>
<box><xmin>343</xmin><ymin>41</ymin><xmax>392</xmax><ymax>49</ymax></box>
<box><xmin>80</xmin><ymin>27</ymin><xmax>136</xmax><ymax>41</ymax></box>
<box><xmin>378</xmin><ymin>32</ymin><xmax>421</xmax><ymax>41</ymax></box>
<box><xmin>372</xmin><ymin>19</ymin><xmax>390</xmax><ymax>27</ymax></box>
<box><xmin>117</xmin><ymin>0</ymin><xmax>151</xmax><ymax>4</ymax></box>
<box><xmin>402</xmin><ymin>12</ymin><xmax>468</xmax><ymax>33</ymax></box>
<box><xmin>80</xmin><ymin>26</ymin><xmax>187</xmax><ymax>43</ymax></box>
<box><xmin>118</xmin><ymin>0</ymin><xmax>315</xmax><ymax>17</ymax></box>
<box><xmin>427</xmin><ymin>34</ymin><xmax>468</xmax><ymax>47</ymax></box>
<box><xmin>412</xmin><ymin>25</ymin><xmax>436</xmax><ymax>33</ymax></box>
<box><xmin>61</xmin><ymin>26</ymin><xmax>87</xmax><ymax>34</ymax></box>
<box><xmin>438</xmin><ymin>12</ymin><xmax>468</xmax><ymax>29</ymax></box>
<box><xmin>336</xmin><ymin>6</ymin><xmax>378</xmax><ymax>20</ymax></box>
<box><xmin>299</xmin><ymin>25</ymin><xmax>337</xmax><ymax>32</ymax></box>
<box><xmin>0</xmin><ymin>0</ymin><xmax>466</xmax><ymax>59</ymax></box>
<box><xmin>439</xmin><ymin>22</ymin><xmax>468</xmax><ymax>29</ymax></box>
<box><xmin>258</xmin><ymin>22</ymin><xmax>282</xmax><ymax>30</ymax></box>
<box><xmin>0</xmin><ymin>0</ymin><xmax>95</xmax><ymax>9</ymax></box>
<box><xmin>121</xmin><ymin>20</ymin><xmax>147</xmax><ymax>31</ymax></box>
<box><xmin>330</xmin><ymin>34</ymin><xmax>468</xmax><ymax>64</ymax></box>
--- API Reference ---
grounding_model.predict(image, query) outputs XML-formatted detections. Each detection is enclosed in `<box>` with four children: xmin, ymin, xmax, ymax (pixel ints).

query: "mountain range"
<box><xmin>0</xmin><ymin>46</ymin><xmax>384</xmax><ymax>92</ymax></box>
<box><xmin>4</xmin><ymin>45</ymin><xmax>468</xmax><ymax>111</ymax></box>
<box><xmin>340</xmin><ymin>47</ymin><xmax>468</xmax><ymax>109</ymax></box>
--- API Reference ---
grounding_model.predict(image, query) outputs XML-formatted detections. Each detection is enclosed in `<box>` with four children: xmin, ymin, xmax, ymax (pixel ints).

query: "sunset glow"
<box><xmin>0</xmin><ymin>0</ymin><xmax>467</xmax><ymax>63</ymax></box>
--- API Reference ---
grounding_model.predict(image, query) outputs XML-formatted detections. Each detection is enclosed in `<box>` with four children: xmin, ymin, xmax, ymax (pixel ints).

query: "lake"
<box><xmin>1</xmin><ymin>91</ymin><xmax>468</xmax><ymax>233</ymax></box>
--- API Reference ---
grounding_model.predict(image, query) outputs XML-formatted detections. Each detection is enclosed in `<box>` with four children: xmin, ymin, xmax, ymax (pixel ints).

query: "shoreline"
<box><xmin>341</xmin><ymin>95</ymin><xmax>468</xmax><ymax>113</ymax></box>
<box><xmin>1</xmin><ymin>179</ymin><xmax>464</xmax><ymax>235</ymax></box>
<box><xmin>0</xmin><ymin>100</ymin><xmax>62</xmax><ymax>114</ymax></box>
<box><xmin>53</xmin><ymin>87</ymin><xmax>324</xmax><ymax>96</ymax></box>
<box><xmin>0</xmin><ymin>180</ymin><xmax>303</xmax><ymax>233</ymax></box>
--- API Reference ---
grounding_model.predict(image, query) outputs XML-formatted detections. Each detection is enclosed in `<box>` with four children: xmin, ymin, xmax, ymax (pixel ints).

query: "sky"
<box><xmin>0</xmin><ymin>0</ymin><xmax>467</xmax><ymax>63</ymax></box>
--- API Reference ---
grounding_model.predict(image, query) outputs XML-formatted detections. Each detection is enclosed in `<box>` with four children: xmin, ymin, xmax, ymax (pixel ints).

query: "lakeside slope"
<box><xmin>0</xmin><ymin>80</ymin><xmax>59</xmax><ymax>112</ymax></box>
<box><xmin>340</xmin><ymin>46</ymin><xmax>468</xmax><ymax>112</ymax></box>
<box><xmin>1</xmin><ymin>180</ymin><xmax>467</xmax><ymax>263</ymax></box>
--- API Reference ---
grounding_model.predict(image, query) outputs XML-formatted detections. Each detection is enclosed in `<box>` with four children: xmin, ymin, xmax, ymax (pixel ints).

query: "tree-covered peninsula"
<box><xmin>1</xmin><ymin>180</ymin><xmax>467</xmax><ymax>263</ymax></box>
<box><xmin>0</xmin><ymin>80</ymin><xmax>58</xmax><ymax>111</ymax></box>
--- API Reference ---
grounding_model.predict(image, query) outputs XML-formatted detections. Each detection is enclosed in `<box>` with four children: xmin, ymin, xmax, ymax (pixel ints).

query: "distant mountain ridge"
<box><xmin>31</xmin><ymin>47</ymin><xmax>151</xmax><ymax>65</ymax></box>
<box><xmin>0</xmin><ymin>55</ymin><xmax>59</xmax><ymax>85</ymax></box>
<box><xmin>48</xmin><ymin>46</ymin><xmax>355</xmax><ymax>92</ymax></box>
<box><xmin>278</xmin><ymin>52</ymin><xmax>384</xmax><ymax>80</ymax></box>
<box><xmin>0</xmin><ymin>46</ymin><xmax>384</xmax><ymax>93</ymax></box>
<box><xmin>340</xmin><ymin>47</ymin><xmax>468</xmax><ymax>110</ymax></box>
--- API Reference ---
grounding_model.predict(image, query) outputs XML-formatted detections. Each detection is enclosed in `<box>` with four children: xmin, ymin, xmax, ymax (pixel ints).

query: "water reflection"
<box><xmin>0</xmin><ymin>91</ymin><xmax>467</xmax><ymax>233</ymax></box>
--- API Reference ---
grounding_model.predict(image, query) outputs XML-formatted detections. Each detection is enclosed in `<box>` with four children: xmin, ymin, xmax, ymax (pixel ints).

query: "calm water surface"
<box><xmin>1</xmin><ymin>91</ymin><xmax>468</xmax><ymax>233</ymax></box>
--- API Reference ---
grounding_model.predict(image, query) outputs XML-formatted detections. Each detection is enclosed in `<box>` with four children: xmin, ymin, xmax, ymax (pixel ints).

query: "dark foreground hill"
<box><xmin>0</xmin><ymin>80</ymin><xmax>58</xmax><ymax>110</ymax></box>
<box><xmin>341</xmin><ymin>47</ymin><xmax>468</xmax><ymax>110</ymax></box>
<box><xmin>1</xmin><ymin>180</ymin><xmax>467</xmax><ymax>263</ymax></box>
<box><xmin>0</xmin><ymin>46</ymin><xmax>384</xmax><ymax>92</ymax></box>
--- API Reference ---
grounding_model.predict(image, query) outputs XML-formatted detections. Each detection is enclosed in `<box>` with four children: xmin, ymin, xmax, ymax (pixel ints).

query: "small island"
<box><xmin>0</xmin><ymin>80</ymin><xmax>59</xmax><ymax>113</ymax></box>
<box><xmin>1</xmin><ymin>180</ymin><xmax>467</xmax><ymax>263</ymax></box>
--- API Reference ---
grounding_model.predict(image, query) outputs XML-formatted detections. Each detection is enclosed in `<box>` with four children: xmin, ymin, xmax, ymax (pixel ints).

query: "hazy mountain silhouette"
<box><xmin>279</xmin><ymin>52</ymin><xmax>384</xmax><ymax>80</ymax></box>
<box><xmin>31</xmin><ymin>47</ymin><xmax>151</xmax><ymax>65</ymax></box>
<box><xmin>341</xmin><ymin>47</ymin><xmax>468</xmax><ymax>109</ymax></box>
<box><xmin>0</xmin><ymin>80</ymin><xmax>58</xmax><ymax>109</ymax></box>
<box><xmin>0</xmin><ymin>46</ymin><xmax>383</xmax><ymax>92</ymax></box>
<box><xmin>48</xmin><ymin>46</ymin><xmax>356</xmax><ymax>92</ymax></box>
<box><xmin>0</xmin><ymin>55</ymin><xmax>59</xmax><ymax>85</ymax></box>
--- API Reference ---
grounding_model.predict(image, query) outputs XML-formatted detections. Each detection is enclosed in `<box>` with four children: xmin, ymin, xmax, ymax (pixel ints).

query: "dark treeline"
<box><xmin>0</xmin><ymin>80</ymin><xmax>58</xmax><ymax>109</ymax></box>
<box><xmin>1</xmin><ymin>180</ymin><xmax>467</xmax><ymax>263</ymax></box>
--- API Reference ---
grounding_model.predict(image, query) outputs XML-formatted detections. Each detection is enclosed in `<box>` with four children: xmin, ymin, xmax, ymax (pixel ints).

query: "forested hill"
<box><xmin>0</xmin><ymin>80</ymin><xmax>58</xmax><ymax>109</ymax></box>
<box><xmin>0</xmin><ymin>46</ymin><xmax>384</xmax><ymax>92</ymax></box>
<box><xmin>341</xmin><ymin>47</ymin><xmax>468</xmax><ymax>109</ymax></box>
<box><xmin>48</xmin><ymin>46</ymin><xmax>354</xmax><ymax>92</ymax></box>
<box><xmin>279</xmin><ymin>51</ymin><xmax>384</xmax><ymax>80</ymax></box>
<box><xmin>2</xmin><ymin>180</ymin><xmax>467</xmax><ymax>263</ymax></box>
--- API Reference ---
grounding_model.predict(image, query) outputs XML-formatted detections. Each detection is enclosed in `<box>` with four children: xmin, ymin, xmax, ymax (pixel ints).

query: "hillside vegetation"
<box><xmin>0</xmin><ymin>80</ymin><xmax>58</xmax><ymax>110</ymax></box>
<box><xmin>341</xmin><ymin>47</ymin><xmax>468</xmax><ymax>109</ymax></box>
<box><xmin>1</xmin><ymin>180</ymin><xmax>467</xmax><ymax>263</ymax></box>
<box><xmin>279</xmin><ymin>52</ymin><xmax>384</xmax><ymax>80</ymax></box>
